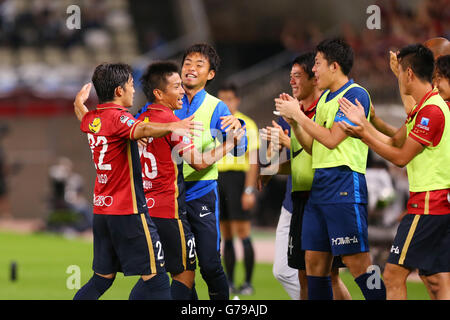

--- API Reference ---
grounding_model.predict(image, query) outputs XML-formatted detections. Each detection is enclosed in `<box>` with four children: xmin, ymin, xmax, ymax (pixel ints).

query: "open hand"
<box><xmin>220</xmin><ymin>115</ymin><xmax>242</xmax><ymax>132</ymax></box>
<box><xmin>173</xmin><ymin>115</ymin><xmax>203</xmax><ymax>138</ymax></box>
<box><xmin>274</xmin><ymin>93</ymin><xmax>301</xmax><ymax>121</ymax></box>
<box><xmin>338</xmin><ymin>97</ymin><xmax>367</xmax><ymax>126</ymax></box>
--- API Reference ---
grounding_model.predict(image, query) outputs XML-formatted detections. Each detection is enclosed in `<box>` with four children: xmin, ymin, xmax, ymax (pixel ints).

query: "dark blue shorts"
<box><xmin>288</xmin><ymin>192</ymin><xmax>346</xmax><ymax>269</ymax></box>
<box><xmin>152</xmin><ymin>214</ymin><xmax>196</xmax><ymax>275</ymax></box>
<box><xmin>92</xmin><ymin>213</ymin><xmax>166</xmax><ymax>276</ymax></box>
<box><xmin>186</xmin><ymin>188</ymin><xmax>222</xmax><ymax>272</ymax></box>
<box><xmin>301</xmin><ymin>201</ymin><xmax>369</xmax><ymax>255</ymax></box>
<box><xmin>388</xmin><ymin>214</ymin><xmax>450</xmax><ymax>276</ymax></box>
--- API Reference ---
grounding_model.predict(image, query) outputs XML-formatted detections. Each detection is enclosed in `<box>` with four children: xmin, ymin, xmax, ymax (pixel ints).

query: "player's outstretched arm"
<box><xmin>74</xmin><ymin>83</ymin><xmax>92</xmax><ymax>122</ymax></box>
<box><xmin>183</xmin><ymin>126</ymin><xmax>245</xmax><ymax>171</ymax></box>
<box><xmin>133</xmin><ymin>115</ymin><xmax>203</xmax><ymax>140</ymax></box>
<box><xmin>369</xmin><ymin>104</ymin><xmax>398</xmax><ymax>137</ymax></box>
<box><xmin>341</xmin><ymin>120</ymin><xmax>423</xmax><ymax>167</ymax></box>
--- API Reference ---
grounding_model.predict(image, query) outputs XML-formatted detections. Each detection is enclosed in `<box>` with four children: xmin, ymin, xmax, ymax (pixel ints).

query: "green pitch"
<box><xmin>0</xmin><ymin>231</ymin><xmax>429</xmax><ymax>300</ymax></box>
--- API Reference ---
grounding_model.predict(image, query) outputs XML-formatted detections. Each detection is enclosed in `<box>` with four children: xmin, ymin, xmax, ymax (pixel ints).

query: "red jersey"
<box><xmin>405</xmin><ymin>92</ymin><xmax>450</xmax><ymax>215</ymax></box>
<box><xmin>137</xmin><ymin>104</ymin><xmax>194</xmax><ymax>219</ymax></box>
<box><xmin>81</xmin><ymin>103</ymin><xmax>147</xmax><ymax>215</ymax></box>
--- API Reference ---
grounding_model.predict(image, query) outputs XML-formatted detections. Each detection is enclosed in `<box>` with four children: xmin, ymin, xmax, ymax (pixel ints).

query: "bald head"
<box><xmin>423</xmin><ymin>37</ymin><xmax>450</xmax><ymax>59</ymax></box>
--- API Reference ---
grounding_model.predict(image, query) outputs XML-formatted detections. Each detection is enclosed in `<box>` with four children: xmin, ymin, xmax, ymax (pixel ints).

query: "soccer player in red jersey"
<box><xmin>135</xmin><ymin>61</ymin><xmax>244</xmax><ymax>300</ymax></box>
<box><xmin>72</xmin><ymin>63</ymin><xmax>201</xmax><ymax>300</ymax></box>
<box><xmin>339</xmin><ymin>44</ymin><xmax>450</xmax><ymax>300</ymax></box>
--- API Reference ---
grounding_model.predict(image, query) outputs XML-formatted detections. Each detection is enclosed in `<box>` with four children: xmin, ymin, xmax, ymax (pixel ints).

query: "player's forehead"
<box><xmin>291</xmin><ymin>63</ymin><xmax>304</xmax><ymax>75</ymax></box>
<box><xmin>166</xmin><ymin>72</ymin><xmax>182</xmax><ymax>84</ymax></box>
<box><xmin>315</xmin><ymin>52</ymin><xmax>326</xmax><ymax>62</ymax></box>
<box><xmin>183</xmin><ymin>52</ymin><xmax>210</xmax><ymax>65</ymax></box>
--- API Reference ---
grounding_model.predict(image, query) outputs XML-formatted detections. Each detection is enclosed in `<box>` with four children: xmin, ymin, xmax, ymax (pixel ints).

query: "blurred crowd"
<box><xmin>281</xmin><ymin>0</ymin><xmax>450</xmax><ymax>101</ymax></box>
<box><xmin>0</xmin><ymin>0</ymin><xmax>136</xmax><ymax>97</ymax></box>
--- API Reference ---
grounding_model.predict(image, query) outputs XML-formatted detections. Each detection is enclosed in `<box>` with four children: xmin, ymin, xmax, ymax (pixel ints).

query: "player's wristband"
<box><xmin>244</xmin><ymin>186</ymin><xmax>256</xmax><ymax>195</ymax></box>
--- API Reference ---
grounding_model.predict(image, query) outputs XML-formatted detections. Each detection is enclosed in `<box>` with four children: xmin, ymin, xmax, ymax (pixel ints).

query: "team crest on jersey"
<box><xmin>89</xmin><ymin>117</ymin><xmax>101</xmax><ymax>133</ymax></box>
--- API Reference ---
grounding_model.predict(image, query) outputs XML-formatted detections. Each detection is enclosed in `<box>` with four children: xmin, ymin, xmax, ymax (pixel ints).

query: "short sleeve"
<box><xmin>113</xmin><ymin>110</ymin><xmax>141</xmax><ymax>140</ymax></box>
<box><xmin>409</xmin><ymin>105</ymin><xmax>445</xmax><ymax>147</ymax></box>
<box><xmin>211</xmin><ymin>101</ymin><xmax>232</xmax><ymax>139</ymax></box>
<box><xmin>335</xmin><ymin>87</ymin><xmax>370</xmax><ymax>125</ymax></box>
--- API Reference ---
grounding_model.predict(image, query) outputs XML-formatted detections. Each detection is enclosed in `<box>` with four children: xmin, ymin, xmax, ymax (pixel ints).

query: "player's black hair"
<box><xmin>292</xmin><ymin>52</ymin><xmax>316</xmax><ymax>79</ymax></box>
<box><xmin>397</xmin><ymin>44</ymin><xmax>435</xmax><ymax>83</ymax></box>
<box><xmin>217</xmin><ymin>82</ymin><xmax>240</xmax><ymax>97</ymax></box>
<box><xmin>92</xmin><ymin>63</ymin><xmax>133</xmax><ymax>104</ymax></box>
<box><xmin>140</xmin><ymin>61</ymin><xmax>179</xmax><ymax>102</ymax></box>
<box><xmin>316</xmin><ymin>38</ymin><xmax>354</xmax><ymax>76</ymax></box>
<box><xmin>182</xmin><ymin>43</ymin><xmax>221</xmax><ymax>86</ymax></box>
<box><xmin>435</xmin><ymin>54</ymin><xmax>450</xmax><ymax>81</ymax></box>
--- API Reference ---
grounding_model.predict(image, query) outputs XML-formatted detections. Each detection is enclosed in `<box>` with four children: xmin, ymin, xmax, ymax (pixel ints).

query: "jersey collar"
<box><xmin>148</xmin><ymin>103</ymin><xmax>173</xmax><ymax>113</ymax></box>
<box><xmin>406</xmin><ymin>88</ymin><xmax>439</xmax><ymax>122</ymax></box>
<box><xmin>96</xmin><ymin>102</ymin><xmax>128</xmax><ymax>111</ymax></box>
<box><xmin>301</xmin><ymin>97</ymin><xmax>319</xmax><ymax>113</ymax></box>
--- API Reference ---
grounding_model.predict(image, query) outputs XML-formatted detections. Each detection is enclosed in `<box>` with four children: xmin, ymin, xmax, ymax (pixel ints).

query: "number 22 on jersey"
<box><xmin>87</xmin><ymin>133</ymin><xmax>112</xmax><ymax>171</ymax></box>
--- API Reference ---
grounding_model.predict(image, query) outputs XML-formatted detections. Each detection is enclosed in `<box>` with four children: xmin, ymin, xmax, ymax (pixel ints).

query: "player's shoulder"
<box><xmin>345</xmin><ymin>85</ymin><xmax>370</xmax><ymax>101</ymax></box>
<box><xmin>147</xmin><ymin>105</ymin><xmax>180</xmax><ymax>123</ymax></box>
<box><xmin>416</xmin><ymin>104</ymin><xmax>445</xmax><ymax>122</ymax></box>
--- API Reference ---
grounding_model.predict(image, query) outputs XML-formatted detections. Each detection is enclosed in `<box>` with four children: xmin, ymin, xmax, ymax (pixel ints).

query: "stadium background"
<box><xmin>0</xmin><ymin>0</ymin><xmax>447</xmax><ymax>299</ymax></box>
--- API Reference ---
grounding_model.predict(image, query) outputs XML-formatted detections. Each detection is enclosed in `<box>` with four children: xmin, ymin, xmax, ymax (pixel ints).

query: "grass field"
<box><xmin>0</xmin><ymin>231</ymin><xmax>429</xmax><ymax>300</ymax></box>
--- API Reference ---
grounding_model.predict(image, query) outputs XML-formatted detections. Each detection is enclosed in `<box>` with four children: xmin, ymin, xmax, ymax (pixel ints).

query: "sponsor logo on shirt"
<box><xmin>390</xmin><ymin>245</ymin><xmax>400</xmax><ymax>254</ymax></box>
<box><xmin>93</xmin><ymin>194</ymin><xmax>113</xmax><ymax>207</ymax></box>
<box><xmin>420</xmin><ymin>117</ymin><xmax>429</xmax><ymax>126</ymax></box>
<box><xmin>146</xmin><ymin>197</ymin><xmax>155</xmax><ymax>209</ymax></box>
<box><xmin>126</xmin><ymin>119</ymin><xmax>135</xmax><ymax>127</ymax></box>
<box><xmin>416</xmin><ymin>117</ymin><xmax>430</xmax><ymax>131</ymax></box>
<box><xmin>89</xmin><ymin>117</ymin><xmax>102</xmax><ymax>133</ymax></box>
<box><xmin>331</xmin><ymin>236</ymin><xmax>358</xmax><ymax>246</ymax></box>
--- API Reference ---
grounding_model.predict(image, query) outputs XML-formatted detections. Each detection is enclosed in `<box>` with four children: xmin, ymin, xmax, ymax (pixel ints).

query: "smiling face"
<box><xmin>181</xmin><ymin>52</ymin><xmax>215</xmax><ymax>90</ymax></box>
<box><xmin>312</xmin><ymin>52</ymin><xmax>333</xmax><ymax>91</ymax></box>
<box><xmin>290</xmin><ymin>63</ymin><xmax>316</xmax><ymax>101</ymax></box>
<box><xmin>157</xmin><ymin>72</ymin><xmax>185</xmax><ymax>110</ymax></box>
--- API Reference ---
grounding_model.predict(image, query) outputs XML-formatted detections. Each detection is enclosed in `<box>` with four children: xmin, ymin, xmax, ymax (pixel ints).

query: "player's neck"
<box><xmin>299</xmin><ymin>88</ymin><xmax>321</xmax><ymax>110</ymax></box>
<box><xmin>329</xmin><ymin>75</ymin><xmax>349</xmax><ymax>93</ymax></box>
<box><xmin>184</xmin><ymin>85</ymin><xmax>205</xmax><ymax>104</ymax></box>
<box><xmin>154</xmin><ymin>100</ymin><xmax>174</xmax><ymax>111</ymax></box>
<box><xmin>100</xmin><ymin>99</ymin><xmax>125</xmax><ymax>108</ymax></box>
<box><xmin>411</xmin><ymin>81</ymin><xmax>433</xmax><ymax>105</ymax></box>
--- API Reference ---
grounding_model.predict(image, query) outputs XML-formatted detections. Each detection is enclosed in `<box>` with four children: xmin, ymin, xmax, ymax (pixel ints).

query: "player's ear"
<box><xmin>330</xmin><ymin>61</ymin><xmax>340</xmax><ymax>74</ymax></box>
<box><xmin>407</xmin><ymin>67</ymin><xmax>414</xmax><ymax>82</ymax></box>
<box><xmin>115</xmin><ymin>85</ymin><xmax>124</xmax><ymax>98</ymax></box>
<box><xmin>207</xmin><ymin>69</ymin><xmax>215</xmax><ymax>81</ymax></box>
<box><xmin>153</xmin><ymin>88</ymin><xmax>163</xmax><ymax>100</ymax></box>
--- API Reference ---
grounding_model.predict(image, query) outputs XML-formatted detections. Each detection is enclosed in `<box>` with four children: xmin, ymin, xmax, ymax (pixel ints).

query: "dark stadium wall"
<box><xmin>2</xmin><ymin>116</ymin><xmax>94</xmax><ymax>220</ymax></box>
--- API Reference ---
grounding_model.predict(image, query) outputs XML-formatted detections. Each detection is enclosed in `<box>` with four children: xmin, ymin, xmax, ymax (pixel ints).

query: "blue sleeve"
<box><xmin>276</xmin><ymin>117</ymin><xmax>291</xmax><ymax>137</ymax></box>
<box><xmin>277</xmin><ymin>117</ymin><xmax>291</xmax><ymax>159</ymax></box>
<box><xmin>211</xmin><ymin>101</ymin><xmax>248</xmax><ymax>156</ymax></box>
<box><xmin>334</xmin><ymin>87</ymin><xmax>370</xmax><ymax>126</ymax></box>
